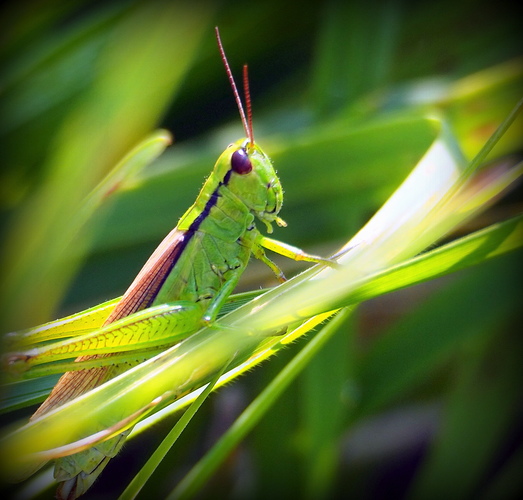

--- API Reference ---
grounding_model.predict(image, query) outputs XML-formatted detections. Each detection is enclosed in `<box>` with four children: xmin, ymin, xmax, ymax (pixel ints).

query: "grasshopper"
<box><xmin>3</xmin><ymin>28</ymin><xmax>334</xmax><ymax>499</ymax></box>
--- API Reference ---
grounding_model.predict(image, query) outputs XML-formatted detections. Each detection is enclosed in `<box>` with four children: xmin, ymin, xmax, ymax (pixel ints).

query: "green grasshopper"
<box><xmin>3</xmin><ymin>28</ymin><xmax>334</xmax><ymax>499</ymax></box>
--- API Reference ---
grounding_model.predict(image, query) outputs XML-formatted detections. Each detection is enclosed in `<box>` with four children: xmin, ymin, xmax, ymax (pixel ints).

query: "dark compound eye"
<box><xmin>231</xmin><ymin>148</ymin><xmax>252</xmax><ymax>174</ymax></box>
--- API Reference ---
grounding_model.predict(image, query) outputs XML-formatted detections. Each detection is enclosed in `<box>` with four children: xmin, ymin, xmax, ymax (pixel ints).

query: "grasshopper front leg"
<box><xmin>256</xmin><ymin>234</ymin><xmax>340</xmax><ymax>273</ymax></box>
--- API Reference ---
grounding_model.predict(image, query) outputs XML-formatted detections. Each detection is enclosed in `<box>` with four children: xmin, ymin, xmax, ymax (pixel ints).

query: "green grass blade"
<box><xmin>118</xmin><ymin>363</ymin><xmax>228</xmax><ymax>500</ymax></box>
<box><xmin>0</xmin><ymin>375</ymin><xmax>60</xmax><ymax>414</ymax></box>
<box><xmin>338</xmin><ymin>213</ymin><xmax>523</xmax><ymax>306</ymax></box>
<box><xmin>462</xmin><ymin>97</ymin><xmax>522</xmax><ymax>178</ymax></box>
<box><xmin>77</xmin><ymin>130</ymin><xmax>173</xmax><ymax>238</ymax></box>
<box><xmin>168</xmin><ymin>309</ymin><xmax>353</xmax><ymax>500</ymax></box>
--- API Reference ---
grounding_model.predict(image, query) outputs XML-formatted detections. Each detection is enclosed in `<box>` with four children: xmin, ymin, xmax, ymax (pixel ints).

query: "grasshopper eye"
<box><xmin>231</xmin><ymin>148</ymin><xmax>252</xmax><ymax>174</ymax></box>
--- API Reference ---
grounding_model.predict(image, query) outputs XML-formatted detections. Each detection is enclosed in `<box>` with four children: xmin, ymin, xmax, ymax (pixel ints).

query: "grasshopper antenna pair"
<box><xmin>215</xmin><ymin>27</ymin><xmax>254</xmax><ymax>146</ymax></box>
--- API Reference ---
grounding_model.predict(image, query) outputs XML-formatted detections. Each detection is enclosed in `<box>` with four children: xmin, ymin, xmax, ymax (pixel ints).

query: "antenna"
<box><xmin>215</xmin><ymin>27</ymin><xmax>253</xmax><ymax>145</ymax></box>
<box><xmin>242</xmin><ymin>65</ymin><xmax>254</xmax><ymax>145</ymax></box>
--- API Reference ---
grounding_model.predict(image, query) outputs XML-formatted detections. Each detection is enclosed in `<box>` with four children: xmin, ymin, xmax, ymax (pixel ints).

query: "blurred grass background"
<box><xmin>0</xmin><ymin>0</ymin><xmax>522</xmax><ymax>498</ymax></box>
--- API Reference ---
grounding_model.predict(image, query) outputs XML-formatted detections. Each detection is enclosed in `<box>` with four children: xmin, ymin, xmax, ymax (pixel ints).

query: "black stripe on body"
<box><xmin>189</xmin><ymin>169</ymin><xmax>233</xmax><ymax>232</ymax></box>
<box><xmin>141</xmin><ymin>169</ymin><xmax>233</xmax><ymax>308</ymax></box>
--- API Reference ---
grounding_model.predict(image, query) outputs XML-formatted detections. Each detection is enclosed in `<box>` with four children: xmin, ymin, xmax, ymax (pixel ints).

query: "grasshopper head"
<box><xmin>224</xmin><ymin>138</ymin><xmax>285</xmax><ymax>233</ymax></box>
